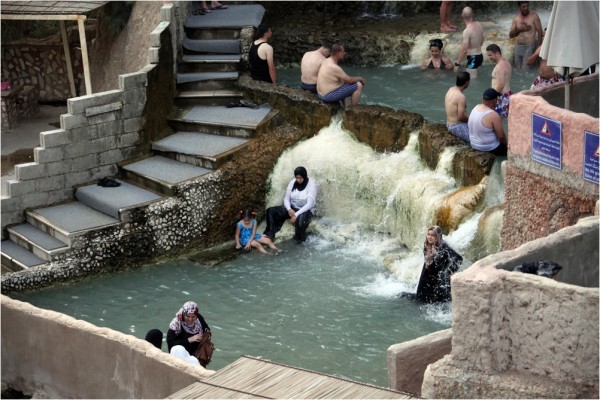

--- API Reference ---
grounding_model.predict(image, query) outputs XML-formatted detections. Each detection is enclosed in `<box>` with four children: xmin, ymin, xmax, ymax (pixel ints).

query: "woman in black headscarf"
<box><xmin>416</xmin><ymin>225</ymin><xmax>463</xmax><ymax>303</ymax></box>
<box><xmin>263</xmin><ymin>166</ymin><xmax>317</xmax><ymax>244</ymax></box>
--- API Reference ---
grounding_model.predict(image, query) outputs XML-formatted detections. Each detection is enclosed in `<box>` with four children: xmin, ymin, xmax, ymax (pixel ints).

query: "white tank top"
<box><xmin>468</xmin><ymin>106</ymin><xmax>499</xmax><ymax>151</ymax></box>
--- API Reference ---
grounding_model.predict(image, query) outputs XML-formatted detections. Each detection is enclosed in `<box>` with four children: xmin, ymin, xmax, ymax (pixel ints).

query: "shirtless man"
<box><xmin>300</xmin><ymin>43</ymin><xmax>331</xmax><ymax>94</ymax></box>
<box><xmin>453</xmin><ymin>6</ymin><xmax>484</xmax><ymax>78</ymax></box>
<box><xmin>249</xmin><ymin>24</ymin><xmax>276</xmax><ymax>84</ymax></box>
<box><xmin>317</xmin><ymin>42</ymin><xmax>365</xmax><ymax>107</ymax></box>
<box><xmin>486</xmin><ymin>44</ymin><xmax>512</xmax><ymax>118</ymax></box>
<box><xmin>444</xmin><ymin>71</ymin><xmax>471</xmax><ymax>142</ymax></box>
<box><xmin>509</xmin><ymin>1</ymin><xmax>543</xmax><ymax>70</ymax></box>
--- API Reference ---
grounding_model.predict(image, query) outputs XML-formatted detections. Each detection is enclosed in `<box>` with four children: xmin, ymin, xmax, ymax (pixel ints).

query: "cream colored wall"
<box><xmin>421</xmin><ymin>217</ymin><xmax>599</xmax><ymax>398</ymax></box>
<box><xmin>1</xmin><ymin>295</ymin><xmax>215</xmax><ymax>398</ymax></box>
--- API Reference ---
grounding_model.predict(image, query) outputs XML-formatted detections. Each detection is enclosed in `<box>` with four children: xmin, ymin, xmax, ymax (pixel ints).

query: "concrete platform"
<box><xmin>123</xmin><ymin>156</ymin><xmax>212</xmax><ymax>186</ymax></box>
<box><xmin>75</xmin><ymin>180</ymin><xmax>162</xmax><ymax>220</ymax></box>
<box><xmin>182</xmin><ymin>104</ymin><xmax>271</xmax><ymax>128</ymax></box>
<box><xmin>176</xmin><ymin>72</ymin><xmax>238</xmax><ymax>84</ymax></box>
<box><xmin>29</xmin><ymin>202</ymin><xmax>120</xmax><ymax>236</ymax></box>
<box><xmin>1</xmin><ymin>240</ymin><xmax>45</xmax><ymax>269</ymax></box>
<box><xmin>183</xmin><ymin>37</ymin><xmax>240</xmax><ymax>54</ymax></box>
<box><xmin>184</xmin><ymin>4</ymin><xmax>264</xmax><ymax>29</ymax></box>
<box><xmin>9</xmin><ymin>223</ymin><xmax>67</xmax><ymax>252</ymax></box>
<box><xmin>153</xmin><ymin>132</ymin><xmax>249</xmax><ymax>158</ymax></box>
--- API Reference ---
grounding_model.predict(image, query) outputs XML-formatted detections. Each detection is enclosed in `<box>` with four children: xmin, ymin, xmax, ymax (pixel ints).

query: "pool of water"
<box><xmin>12</xmin><ymin>233</ymin><xmax>450</xmax><ymax>386</ymax></box>
<box><xmin>278</xmin><ymin>64</ymin><xmax>538</xmax><ymax>124</ymax></box>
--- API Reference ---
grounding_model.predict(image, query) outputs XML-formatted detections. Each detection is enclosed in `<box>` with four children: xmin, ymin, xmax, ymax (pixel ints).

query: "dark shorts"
<box><xmin>318</xmin><ymin>83</ymin><xmax>359</xmax><ymax>103</ymax></box>
<box><xmin>300</xmin><ymin>82</ymin><xmax>317</xmax><ymax>94</ymax></box>
<box><xmin>466</xmin><ymin>54</ymin><xmax>484</xmax><ymax>70</ymax></box>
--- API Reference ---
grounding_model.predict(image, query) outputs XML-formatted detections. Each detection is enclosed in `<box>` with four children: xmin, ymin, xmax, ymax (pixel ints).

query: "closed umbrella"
<box><xmin>540</xmin><ymin>1</ymin><xmax>599</xmax><ymax>109</ymax></box>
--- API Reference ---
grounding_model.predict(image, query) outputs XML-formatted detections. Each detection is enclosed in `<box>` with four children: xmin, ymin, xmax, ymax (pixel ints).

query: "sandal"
<box><xmin>201</xmin><ymin>7</ymin><xmax>211</xmax><ymax>13</ymax></box>
<box><xmin>211</xmin><ymin>4</ymin><xmax>228</xmax><ymax>9</ymax></box>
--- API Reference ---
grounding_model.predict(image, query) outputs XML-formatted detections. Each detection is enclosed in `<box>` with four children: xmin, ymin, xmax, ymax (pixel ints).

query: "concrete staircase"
<box><xmin>1</xmin><ymin>4</ymin><xmax>267</xmax><ymax>273</ymax></box>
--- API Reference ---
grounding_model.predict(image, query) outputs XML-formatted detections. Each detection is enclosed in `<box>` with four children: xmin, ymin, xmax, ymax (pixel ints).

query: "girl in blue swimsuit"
<box><xmin>235</xmin><ymin>210</ymin><xmax>280</xmax><ymax>254</ymax></box>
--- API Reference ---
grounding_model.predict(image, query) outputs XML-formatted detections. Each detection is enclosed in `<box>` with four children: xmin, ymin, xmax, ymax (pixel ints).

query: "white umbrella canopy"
<box><xmin>541</xmin><ymin>0</ymin><xmax>599</xmax><ymax>77</ymax></box>
<box><xmin>540</xmin><ymin>1</ymin><xmax>599</xmax><ymax>109</ymax></box>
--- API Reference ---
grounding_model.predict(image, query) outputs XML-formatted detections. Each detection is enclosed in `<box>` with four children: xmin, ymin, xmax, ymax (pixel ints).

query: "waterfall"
<box><xmin>266</xmin><ymin>117</ymin><xmax>504</xmax><ymax>282</ymax></box>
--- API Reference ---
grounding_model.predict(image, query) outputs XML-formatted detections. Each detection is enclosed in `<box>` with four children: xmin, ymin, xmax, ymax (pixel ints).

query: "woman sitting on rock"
<box><xmin>263</xmin><ymin>166</ymin><xmax>317</xmax><ymax>244</ymax></box>
<box><xmin>416</xmin><ymin>225</ymin><xmax>462</xmax><ymax>303</ymax></box>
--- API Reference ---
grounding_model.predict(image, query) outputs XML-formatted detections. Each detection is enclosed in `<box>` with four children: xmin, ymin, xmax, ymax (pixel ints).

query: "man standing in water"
<box><xmin>444</xmin><ymin>71</ymin><xmax>471</xmax><ymax>142</ymax></box>
<box><xmin>453</xmin><ymin>6</ymin><xmax>484</xmax><ymax>78</ymax></box>
<box><xmin>317</xmin><ymin>42</ymin><xmax>366</xmax><ymax>107</ymax></box>
<box><xmin>509</xmin><ymin>1</ymin><xmax>543</xmax><ymax>70</ymax></box>
<box><xmin>486</xmin><ymin>44</ymin><xmax>512</xmax><ymax>118</ymax></box>
<box><xmin>300</xmin><ymin>43</ymin><xmax>331</xmax><ymax>94</ymax></box>
<box><xmin>249</xmin><ymin>24</ymin><xmax>276</xmax><ymax>84</ymax></box>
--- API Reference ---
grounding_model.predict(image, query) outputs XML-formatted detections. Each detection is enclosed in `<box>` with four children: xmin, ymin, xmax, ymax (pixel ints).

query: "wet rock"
<box><xmin>436</xmin><ymin>177</ymin><xmax>487</xmax><ymax>232</ymax></box>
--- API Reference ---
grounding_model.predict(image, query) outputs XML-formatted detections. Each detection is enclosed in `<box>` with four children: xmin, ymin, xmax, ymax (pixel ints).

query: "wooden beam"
<box><xmin>0</xmin><ymin>14</ymin><xmax>83</xmax><ymax>21</ymax></box>
<box><xmin>77</xmin><ymin>16</ymin><xmax>92</xmax><ymax>95</ymax></box>
<box><xmin>59</xmin><ymin>21</ymin><xmax>77</xmax><ymax>98</ymax></box>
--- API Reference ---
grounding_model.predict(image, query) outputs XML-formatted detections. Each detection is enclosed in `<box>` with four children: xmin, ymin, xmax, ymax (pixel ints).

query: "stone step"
<box><xmin>168</xmin><ymin>104</ymin><xmax>274</xmax><ymax>138</ymax></box>
<box><xmin>75</xmin><ymin>180</ymin><xmax>163</xmax><ymax>220</ymax></box>
<box><xmin>179</xmin><ymin>54</ymin><xmax>241</xmax><ymax>73</ymax></box>
<box><xmin>183</xmin><ymin>4</ymin><xmax>265</xmax><ymax>30</ymax></box>
<box><xmin>174</xmin><ymin>90</ymin><xmax>243</xmax><ymax>107</ymax></box>
<box><xmin>1</xmin><ymin>240</ymin><xmax>46</xmax><ymax>271</ymax></box>
<box><xmin>121</xmin><ymin>156</ymin><xmax>212</xmax><ymax>196</ymax></box>
<box><xmin>7</xmin><ymin>223</ymin><xmax>69</xmax><ymax>261</ymax></box>
<box><xmin>184</xmin><ymin>27</ymin><xmax>240</xmax><ymax>41</ymax></box>
<box><xmin>152</xmin><ymin>132</ymin><xmax>250</xmax><ymax>170</ymax></box>
<box><xmin>183</xmin><ymin>37</ymin><xmax>240</xmax><ymax>54</ymax></box>
<box><xmin>26</xmin><ymin>202</ymin><xmax>121</xmax><ymax>245</ymax></box>
<box><xmin>176</xmin><ymin>72</ymin><xmax>239</xmax><ymax>92</ymax></box>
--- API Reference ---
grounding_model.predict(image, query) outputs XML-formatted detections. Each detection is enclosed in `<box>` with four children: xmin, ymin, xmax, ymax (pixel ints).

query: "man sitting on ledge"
<box><xmin>468</xmin><ymin>88</ymin><xmax>508</xmax><ymax>156</ymax></box>
<box><xmin>317</xmin><ymin>42</ymin><xmax>365</xmax><ymax>107</ymax></box>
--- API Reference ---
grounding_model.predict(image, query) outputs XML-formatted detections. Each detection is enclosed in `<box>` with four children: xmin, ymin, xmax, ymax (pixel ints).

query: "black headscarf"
<box><xmin>292</xmin><ymin>166</ymin><xmax>309</xmax><ymax>191</ymax></box>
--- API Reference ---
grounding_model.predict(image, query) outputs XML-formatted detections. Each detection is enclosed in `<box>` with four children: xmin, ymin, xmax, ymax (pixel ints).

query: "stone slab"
<box><xmin>124</xmin><ymin>156</ymin><xmax>211</xmax><ymax>186</ymax></box>
<box><xmin>182</xmin><ymin>104</ymin><xmax>271</xmax><ymax>128</ymax></box>
<box><xmin>182</xmin><ymin>54</ymin><xmax>241</xmax><ymax>62</ymax></box>
<box><xmin>176</xmin><ymin>72</ymin><xmax>238</xmax><ymax>84</ymax></box>
<box><xmin>9</xmin><ymin>223</ymin><xmax>67</xmax><ymax>252</ymax></box>
<box><xmin>75</xmin><ymin>181</ymin><xmax>162</xmax><ymax>219</ymax></box>
<box><xmin>1</xmin><ymin>240</ymin><xmax>45</xmax><ymax>268</ymax></box>
<box><xmin>183</xmin><ymin>37</ymin><xmax>240</xmax><ymax>54</ymax></box>
<box><xmin>152</xmin><ymin>132</ymin><xmax>249</xmax><ymax>158</ymax></box>
<box><xmin>184</xmin><ymin>4</ymin><xmax>264</xmax><ymax>29</ymax></box>
<box><xmin>32</xmin><ymin>202</ymin><xmax>119</xmax><ymax>234</ymax></box>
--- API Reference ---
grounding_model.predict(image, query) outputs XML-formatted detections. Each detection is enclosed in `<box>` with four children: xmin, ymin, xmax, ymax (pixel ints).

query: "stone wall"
<box><xmin>1</xmin><ymin>42</ymin><xmax>84</xmax><ymax>102</ymax></box>
<box><xmin>1</xmin><ymin>295</ymin><xmax>213</xmax><ymax>398</ymax></box>
<box><xmin>0</xmin><ymin>6</ymin><xmax>176</xmax><ymax>240</ymax></box>
<box><xmin>501</xmin><ymin>79</ymin><xmax>599</xmax><ymax>250</ymax></box>
<box><xmin>421</xmin><ymin>216</ymin><xmax>599</xmax><ymax>398</ymax></box>
<box><xmin>387</xmin><ymin>328</ymin><xmax>451</xmax><ymax>397</ymax></box>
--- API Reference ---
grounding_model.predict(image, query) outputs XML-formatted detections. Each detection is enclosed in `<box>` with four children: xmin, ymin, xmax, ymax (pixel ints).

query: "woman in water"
<box><xmin>416</xmin><ymin>225</ymin><xmax>462</xmax><ymax>303</ymax></box>
<box><xmin>263</xmin><ymin>166</ymin><xmax>317</xmax><ymax>244</ymax></box>
<box><xmin>421</xmin><ymin>39</ymin><xmax>453</xmax><ymax>70</ymax></box>
<box><xmin>235</xmin><ymin>209</ymin><xmax>280</xmax><ymax>254</ymax></box>
<box><xmin>166</xmin><ymin>301</ymin><xmax>210</xmax><ymax>357</ymax></box>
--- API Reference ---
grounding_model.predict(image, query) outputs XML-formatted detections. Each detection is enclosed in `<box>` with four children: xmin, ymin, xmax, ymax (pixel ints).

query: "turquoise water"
<box><xmin>12</xmin><ymin>235</ymin><xmax>450</xmax><ymax>386</ymax></box>
<box><xmin>279</xmin><ymin>64</ymin><xmax>538</xmax><ymax>123</ymax></box>
<box><xmin>9</xmin><ymin>61</ymin><xmax>521</xmax><ymax>389</ymax></box>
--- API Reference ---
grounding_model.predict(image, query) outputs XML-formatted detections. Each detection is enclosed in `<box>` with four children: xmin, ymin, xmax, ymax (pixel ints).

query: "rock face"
<box><xmin>418</xmin><ymin>123</ymin><xmax>496</xmax><ymax>187</ymax></box>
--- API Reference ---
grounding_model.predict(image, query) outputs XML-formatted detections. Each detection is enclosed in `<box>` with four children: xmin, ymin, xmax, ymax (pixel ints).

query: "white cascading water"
<box><xmin>265</xmin><ymin>117</ymin><xmax>503</xmax><ymax>289</ymax></box>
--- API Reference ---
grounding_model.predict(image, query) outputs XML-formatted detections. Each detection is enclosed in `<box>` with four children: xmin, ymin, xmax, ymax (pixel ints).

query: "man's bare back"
<box><xmin>445</xmin><ymin>86</ymin><xmax>467</xmax><ymax>124</ymax></box>
<box><xmin>301</xmin><ymin>49</ymin><xmax>327</xmax><ymax>85</ymax></box>
<box><xmin>317</xmin><ymin>58</ymin><xmax>347</xmax><ymax>96</ymax></box>
<box><xmin>463</xmin><ymin>20</ymin><xmax>484</xmax><ymax>56</ymax></box>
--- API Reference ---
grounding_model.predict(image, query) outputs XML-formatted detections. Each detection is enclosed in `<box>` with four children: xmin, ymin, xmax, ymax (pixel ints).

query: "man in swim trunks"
<box><xmin>444</xmin><ymin>71</ymin><xmax>471</xmax><ymax>142</ymax></box>
<box><xmin>316</xmin><ymin>42</ymin><xmax>366</xmax><ymax>106</ymax></box>
<box><xmin>486</xmin><ymin>44</ymin><xmax>512</xmax><ymax>118</ymax></box>
<box><xmin>509</xmin><ymin>1</ymin><xmax>543</xmax><ymax>70</ymax></box>
<box><xmin>300</xmin><ymin>43</ymin><xmax>331</xmax><ymax>94</ymax></box>
<box><xmin>453</xmin><ymin>6</ymin><xmax>484</xmax><ymax>78</ymax></box>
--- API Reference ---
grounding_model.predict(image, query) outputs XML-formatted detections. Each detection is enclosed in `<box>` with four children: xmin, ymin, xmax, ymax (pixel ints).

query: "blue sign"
<box><xmin>531</xmin><ymin>113</ymin><xmax>562</xmax><ymax>169</ymax></box>
<box><xmin>583</xmin><ymin>130</ymin><xmax>599</xmax><ymax>184</ymax></box>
